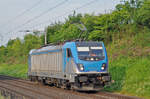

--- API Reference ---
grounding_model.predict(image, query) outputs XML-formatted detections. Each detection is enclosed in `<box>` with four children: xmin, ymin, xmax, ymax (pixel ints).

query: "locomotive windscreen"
<box><xmin>76</xmin><ymin>42</ymin><xmax>105</xmax><ymax>61</ymax></box>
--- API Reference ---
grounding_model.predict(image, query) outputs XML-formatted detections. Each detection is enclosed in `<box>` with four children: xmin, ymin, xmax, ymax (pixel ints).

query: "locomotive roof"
<box><xmin>75</xmin><ymin>41</ymin><xmax>103</xmax><ymax>47</ymax></box>
<box><xmin>29</xmin><ymin>45</ymin><xmax>62</xmax><ymax>54</ymax></box>
<box><xmin>29</xmin><ymin>41</ymin><xmax>103</xmax><ymax>54</ymax></box>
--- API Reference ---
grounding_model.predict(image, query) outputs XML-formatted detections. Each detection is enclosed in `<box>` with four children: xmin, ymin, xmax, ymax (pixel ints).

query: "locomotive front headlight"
<box><xmin>101</xmin><ymin>63</ymin><xmax>106</xmax><ymax>70</ymax></box>
<box><xmin>91</xmin><ymin>58</ymin><xmax>94</xmax><ymax>61</ymax></box>
<box><xmin>78</xmin><ymin>64</ymin><xmax>84</xmax><ymax>71</ymax></box>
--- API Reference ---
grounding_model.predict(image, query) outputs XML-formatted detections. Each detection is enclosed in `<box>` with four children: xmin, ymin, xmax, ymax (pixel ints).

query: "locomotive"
<box><xmin>28</xmin><ymin>41</ymin><xmax>111</xmax><ymax>91</ymax></box>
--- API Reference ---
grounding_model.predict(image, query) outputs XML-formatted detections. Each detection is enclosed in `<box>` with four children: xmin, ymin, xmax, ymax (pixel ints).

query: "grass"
<box><xmin>0</xmin><ymin>58</ymin><xmax>149</xmax><ymax>98</ymax></box>
<box><xmin>104</xmin><ymin>32</ymin><xmax>150</xmax><ymax>99</ymax></box>
<box><xmin>0</xmin><ymin>64</ymin><xmax>28</xmax><ymax>79</ymax></box>
<box><xmin>122</xmin><ymin>58</ymin><xmax>150</xmax><ymax>98</ymax></box>
<box><xmin>0</xmin><ymin>32</ymin><xmax>149</xmax><ymax>98</ymax></box>
<box><xmin>104</xmin><ymin>57</ymin><xmax>150</xmax><ymax>99</ymax></box>
<box><xmin>0</xmin><ymin>95</ymin><xmax>5</xmax><ymax>99</ymax></box>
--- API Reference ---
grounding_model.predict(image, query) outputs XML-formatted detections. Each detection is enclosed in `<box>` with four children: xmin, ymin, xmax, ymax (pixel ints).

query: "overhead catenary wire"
<box><xmin>20</xmin><ymin>0</ymin><xmax>68</xmax><ymax>25</ymax></box>
<box><xmin>6</xmin><ymin>0</ymin><xmax>68</xmax><ymax>35</ymax></box>
<box><xmin>22</xmin><ymin>0</ymin><xmax>99</xmax><ymax>31</ymax></box>
<box><xmin>0</xmin><ymin>0</ymin><xmax>44</xmax><ymax>28</ymax></box>
<box><xmin>0</xmin><ymin>34</ymin><xmax>3</xmax><ymax>42</ymax></box>
<box><xmin>6</xmin><ymin>0</ymin><xmax>98</xmax><ymax>40</ymax></box>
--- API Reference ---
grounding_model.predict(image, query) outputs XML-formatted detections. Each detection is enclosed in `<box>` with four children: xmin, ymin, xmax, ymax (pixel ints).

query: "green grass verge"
<box><xmin>0</xmin><ymin>64</ymin><xmax>28</xmax><ymax>79</ymax></box>
<box><xmin>104</xmin><ymin>57</ymin><xmax>150</xmax><ymax>99</ymax></box>
<box><xmin>0</xmin><ymin>95</ymin><xmax>5</xmax><ymax>99</ymax></box>
<box><xmin>0</xmin><ymin>58</ymin><xmax>149</xmax><ymax>98</ymax></box>
<box><xmin>0</xmin><ymin>32</ymin><xmax>149</xmax><ymax>98</ymax></box>
<box><xmin>104</xmin><ymin>32</ymin><xmax>150</xmax><ymax>99</ymax></box>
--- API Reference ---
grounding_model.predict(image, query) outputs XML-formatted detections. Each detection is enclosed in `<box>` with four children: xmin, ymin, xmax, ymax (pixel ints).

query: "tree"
<box><xmin>136</xmin><ymin>0</ymin><xmax>150</xmax><ymax>27</ymax></box>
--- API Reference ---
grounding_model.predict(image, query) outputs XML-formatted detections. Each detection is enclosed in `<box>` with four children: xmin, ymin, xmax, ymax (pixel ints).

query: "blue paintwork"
<box><xmin>29</xmin><ymin>41</ymin><xmax>108</xmax><ymax>73</ymax></box>
<box><xmin>62</xmin><ymin>42</ymin><xmax>108</xmax><ymax>73</ymax></box>
<box><xmin>63</xmin><ymin>42</ymin><xmax>78</xmax><ymax>72</ymax></box>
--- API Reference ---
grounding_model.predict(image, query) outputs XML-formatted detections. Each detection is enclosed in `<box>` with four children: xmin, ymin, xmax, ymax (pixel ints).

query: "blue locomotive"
<box><xmin>28</xmin><ymin>41</ymin><xmax>111</xmax><ymax>91</ymax></box>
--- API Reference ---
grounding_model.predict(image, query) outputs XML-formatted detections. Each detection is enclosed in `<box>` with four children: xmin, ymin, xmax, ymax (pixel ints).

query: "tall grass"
<box><xmin>104</xmin><ymin>32</ymin><xmax>150</xmax><ymax>98</ymax></box>
<box><xmin>0</xmin><ymin>32</ymin><xmax>149</xmax><ymax>98</ymax></box>
<box><xmin>0</xmin><ymin>95</ymin><xmax>5</xmax><ymax>99</ymax></box>
<box><xmin>0</xmin><ymin>64</ymin><xmax>28</xmax><ymax>79</ymax></box>
<box><xmin>104</xmin><ymin>57</ymin><xmax>150</xmax><ymax>99</ymax></box>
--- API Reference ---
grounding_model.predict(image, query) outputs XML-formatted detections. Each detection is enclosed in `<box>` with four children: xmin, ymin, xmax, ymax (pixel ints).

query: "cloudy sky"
<box><xmin>0</xmin><ymin>0</ymin><xmax>121</xmax><ymax>46</ymax></box>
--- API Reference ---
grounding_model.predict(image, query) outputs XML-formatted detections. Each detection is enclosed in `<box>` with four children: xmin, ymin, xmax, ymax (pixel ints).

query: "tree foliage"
<box><xmin>0</xmin><ymin>0</ymin><xmax>150</xmax><ymax>64</ymax></box>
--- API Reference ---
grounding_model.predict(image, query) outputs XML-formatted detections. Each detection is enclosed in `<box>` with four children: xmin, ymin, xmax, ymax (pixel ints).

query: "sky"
<box><xmin>0</xmin><ymin>0</ymin><xmax>121</xmax><ymax>46</ymax></box>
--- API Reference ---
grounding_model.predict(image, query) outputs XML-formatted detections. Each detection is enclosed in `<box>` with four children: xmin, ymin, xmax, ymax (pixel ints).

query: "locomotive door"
<box><xmin>65</xmin><ymin>48</ymin><xmax>72</xmax><ymax>74</ymax></box>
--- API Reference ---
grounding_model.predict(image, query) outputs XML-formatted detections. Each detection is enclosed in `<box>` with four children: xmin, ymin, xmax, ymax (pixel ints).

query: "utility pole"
<box><xmin>45</xmin><ymin>28</ymin><xmax>47</xmax><ymax>45</ymax></box>
<box><xmin>0</xmin><ymin>34</ymin><xmax>3</xmax><ymax>43</ymax></box>
<box><xmin>0</xmin><ymin>34</ymin><xmax>3</xmax><ymax>46</ymax></box>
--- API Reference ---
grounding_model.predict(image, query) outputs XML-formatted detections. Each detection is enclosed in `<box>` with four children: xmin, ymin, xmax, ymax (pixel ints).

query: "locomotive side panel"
<box><xmin>30</xmin><ymin>50</ymin><xmax>63</xmax><ymax>76</ymax></box>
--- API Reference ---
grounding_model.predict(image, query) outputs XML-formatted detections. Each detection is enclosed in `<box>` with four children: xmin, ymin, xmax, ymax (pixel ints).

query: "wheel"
<box><xmin>41</xmin><ymin>79</ymin><xmax>46</xmax><ymax>85</ymax></box>
<box><xmin>29</xmin><ymin>76</ymin><xmax>33</xmax><ymax>81</ymax></box>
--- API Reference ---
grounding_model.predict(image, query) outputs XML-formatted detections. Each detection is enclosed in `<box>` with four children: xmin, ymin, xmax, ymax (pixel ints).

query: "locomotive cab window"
<box><xmin>67</xmin><ymin>48</ymin><xmax>72</xmax><ymax>58</ymax></box>
<box><xmin>76</xmin><ymin>42</ymin><xmax>105</xmax><ymax>61</ymax></box>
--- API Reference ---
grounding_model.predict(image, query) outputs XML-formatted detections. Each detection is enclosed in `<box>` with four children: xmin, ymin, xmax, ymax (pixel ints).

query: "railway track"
<box><xmin>0</xmin><ymin>75</ymin><xmax>141</xmax><ymax>99</ymax></box>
